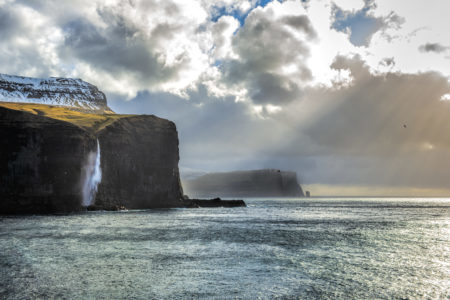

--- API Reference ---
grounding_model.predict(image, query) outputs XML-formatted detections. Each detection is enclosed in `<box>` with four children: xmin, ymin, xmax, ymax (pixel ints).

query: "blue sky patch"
<box><xmin>211</xmin><ymin>0</ymin><xmax>283</xmax><ymax>26</ymax></box>
<box><xmin>332</xmin><ymin>5</ymin><xmax>384</xmax><ymax>47</ymax></box>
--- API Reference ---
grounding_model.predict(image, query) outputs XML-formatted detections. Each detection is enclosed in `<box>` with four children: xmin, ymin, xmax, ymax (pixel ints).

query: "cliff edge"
<box><xmin>0</xmin><ymin>103</ymin><xmax>184</xmax><ymax>213</ymax></box>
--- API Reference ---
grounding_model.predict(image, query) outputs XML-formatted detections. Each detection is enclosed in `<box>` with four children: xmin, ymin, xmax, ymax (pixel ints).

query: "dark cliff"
<box><xmin>96</xmin><ymin>115</ymin><xmax>183</xmax><ymax>209</ymax></box>
<box><xmin>0</xmin><ymin>106</ymin><xmax>94</xmax><ymax>213</ymax></box>
<box><xmin>0</xmin><ymin>104</ymin><xmax>184</xmax><ymax>214</ymax></box>
<box><xmin>183</xmin><ymin>169</ymin><xmax>304</xmax><ymax>198</ymax></box>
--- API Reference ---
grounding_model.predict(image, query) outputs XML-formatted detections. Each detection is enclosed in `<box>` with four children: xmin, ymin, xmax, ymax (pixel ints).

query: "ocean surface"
<box><xmin>0</xmin><ymin>198</ymin><xmax>449</xmax><ymax>299</ymax></box>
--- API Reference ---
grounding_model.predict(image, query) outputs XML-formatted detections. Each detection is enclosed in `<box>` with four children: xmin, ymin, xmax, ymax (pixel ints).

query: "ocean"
<box><xmin>0</xmin><ymin>198</ymin><xmax>449</xmax><ymax>299</ymax></box>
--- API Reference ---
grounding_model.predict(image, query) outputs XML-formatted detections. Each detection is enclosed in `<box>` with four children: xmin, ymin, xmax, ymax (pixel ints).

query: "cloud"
<box><xmin>331</xmin><ymin>1</ymin><xmax>404</xmax><ymax>47</ymax></box>
<box><xmin>365</xmin><ymin>0</ymin><xmax>450</xmax><ymax>75</ymax></box>
<box><xmin>303</xmin><ymin>55</ymin><xmax>450</xmax><ymax>156</ymax></box>
<box><xmin>0</xmin><ymin>2</ymin><xmax>64</xmax><ymax>77</ymax></box>
<box><xmin>0</xmin><ymin>0</ymin><xmax>212</xmax><ymax>98</ymax></box>
<box><xmin>0</xmin><ymin>5</ymin><xmax>20</xmax><ymax>39</ymax></box>
<box><xmin>441</xmin><ymin>94</ymin><xmax>450</xmax><ymax>101</ymax></box>
<box><xmin>1</xmin><ymin>0</ymin><xmax>450</xmax><ymax>194</ymax></box>
<box><xmin>332</xmin><ymin>0</ymin><xmax>365</xmax><ymax>12</ymax></box>
<box><xmin>220</xmin><ymin>2</ymin><xmax>316</xmax><ymax>105</ymax></box>
<box><xmin>419</xmin><ymin>43</ymin><xmax>448</xmax><ymax>53</ymax></box>
<box><xmin>379</xmin><ymin>57</ymin><xmax>395</xmax><ymax>67</ymax></box>
<box><xmin>210</xmin><ymin>15</ymin><xmax>240</xmax><ymax>60</ymax></box>
<box><xmin>1</xmin><ymin>0</ymin><xmax>447</xmax><ymax>100</ymax></box>
<box><xmin>110</xmin><ymin>54</ymin><xmax>450</xmax><ymax>190</ymax></box>
<box><xmin>60</xmin><ymin>0</ymin><xmax>212</xmax><ymax>98</ymax></box>
<box><xmin>61</xmin><ymin>15</ymin><xmax>182</xmax><ymax>88</ymax></box>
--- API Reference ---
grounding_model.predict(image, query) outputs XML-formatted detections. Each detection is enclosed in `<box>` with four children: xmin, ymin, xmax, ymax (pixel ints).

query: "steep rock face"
<box><xmin>0</xmin><ymin>107</ymin><xmax>95</xmax><ymax>213</ymax></box>
<box><xmin>183</xmin><ymin>169</ymin><xmax>304</xmax><ymax>198</ymax></box>
<box><xmin>95</xmin><ymin>115</ymin><xmax>183</xmax><ymax>209</ymax></box>
<box><xmin>0</xmin><ymin>105</ymin><xmax>184</xmax><ymax>214</ymax></box>
<box><xmin>0</xmin><ymin>73</ymin><xmax>112</xmax><ymax>113</ymax></box>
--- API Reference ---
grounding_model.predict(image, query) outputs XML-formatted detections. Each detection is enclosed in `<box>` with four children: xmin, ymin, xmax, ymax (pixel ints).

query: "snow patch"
<box><xmin>0</xmin><ymin>73</ymin><xmax>108</xmax><ymax>112</ymax></box>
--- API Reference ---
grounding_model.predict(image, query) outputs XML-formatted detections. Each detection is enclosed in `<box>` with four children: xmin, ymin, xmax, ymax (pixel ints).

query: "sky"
<box><xmin>0</xmin><ymin>0</ymin><xmax>449</xmax><ymax>196</ymax></box>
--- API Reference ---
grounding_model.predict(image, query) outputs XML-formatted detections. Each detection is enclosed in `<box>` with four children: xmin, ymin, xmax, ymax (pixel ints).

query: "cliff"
<box><xmin>182</xmin><ymin>169</ymin><xmax>304</xmax><ymax>198</ymax></box>
<box><xmin>96</xmin><ymin>115</ymin><xmax>183</xmax><ymax>209</ymax></box>
<box><xmin>0</xmin><ymin>73</ymin><xmax>113</xmax><ymax>113</ymax></box>
<box><xmin>0</xmin><ymin>106</ymin><xmax>94</xmax><ymax>213</ymax></box>
<box><xmin>0</xmin><ymin>102</ymin><xmax>184</xmax><ymax>214</ymax></box>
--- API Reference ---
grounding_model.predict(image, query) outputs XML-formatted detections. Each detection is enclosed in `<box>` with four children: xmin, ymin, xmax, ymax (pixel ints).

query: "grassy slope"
<box><xmin>0</xmin><ymin>102</ymin><xmax>131</xmax><ymax>133</ymax></box>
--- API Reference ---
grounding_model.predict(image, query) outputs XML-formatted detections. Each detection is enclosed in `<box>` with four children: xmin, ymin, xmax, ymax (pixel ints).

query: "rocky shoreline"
<box><xmin>183</xmin><ymin>198</ymin><xmax>246</xmax><ymax>208</ymax></box>
<box><xmin>86</xmin><ymin>197</ymin><xmax>246</xmax><ymax>211</ymax></box>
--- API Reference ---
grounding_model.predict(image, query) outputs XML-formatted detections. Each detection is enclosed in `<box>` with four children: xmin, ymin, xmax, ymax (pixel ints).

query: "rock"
<box><xmin>95</xmin><ymin>115</ymin><xmax>184</xmax><ymax>209</ymax></box>
<box><xmin>183</xmin><ymin>198</ymin><xmax>246</xmax><ymax>208</ymax></box>
<box><xmin>0</xmin><ymin>73</ymin><xmax>113</xmax><ymax>113</ymax></box>
<box><xmin>0</xmin><ymin>106</ymin><xmax>94</xmax><ymax>214</ymax></box>
<box><xmin>0</xmin><ymin>105</ymin><xmax>184</xmax><ymax>213</ymax></box>
<box><xmin>0</xmin><ymin>100</ymin><xmax>184</xmax><ymax>213</ymax></box>
<box><xmin>86</xmin><ymin>204</ymin><xmax>127</xmax><ymax>211</ymax></box>
<box><xmin>183</xmin><ymin>169</ymin><xmax>304</xmax><ymax>198</ymax></box>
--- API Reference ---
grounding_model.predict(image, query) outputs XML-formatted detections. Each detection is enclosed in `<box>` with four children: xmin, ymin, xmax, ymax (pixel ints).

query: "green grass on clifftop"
<box><xmin>0</xmin><ymin>102</ymin><xmax>132</xmax><ymax>133</ymax></box>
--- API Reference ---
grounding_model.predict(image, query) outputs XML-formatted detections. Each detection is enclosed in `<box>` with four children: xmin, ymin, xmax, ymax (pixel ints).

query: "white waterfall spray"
<box><xmin>82</xmin><ymin>139</ymin><xmax>102</xmax><ymax>206</ymax></box>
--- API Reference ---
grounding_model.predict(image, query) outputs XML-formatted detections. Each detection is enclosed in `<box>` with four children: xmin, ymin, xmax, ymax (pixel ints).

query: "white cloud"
<box><xmin>304</xmin><ymin>0</ymin><xmax>361</xmax><ymax>86</ymax></box>
<box><xmin>332</xmin><ymin>0</ymin><xmax>365</xmax><ymax>12</ymax></box>
<box><xmin>0</xmin><ymin>0</ymin><xmax>215</xmax><ymax>98</ymax></box>
<box><xmin>363</xmin><ymin>0</ymin><xmax>450</xmax><ymax>76</ymax></box>
<box><xmin>203</xmin><ymin>0</ymin><xmax>256</xmax><ymax>15</ymax></box>
<box><xmin>441</xmin><ymin>93</ymin><xmax>450</xmax><ymax>101</ymax></box>
<box><xmin>210</xmin><ymin>15</ymin><xmax>240</xmax><ymax>61</ymax></box>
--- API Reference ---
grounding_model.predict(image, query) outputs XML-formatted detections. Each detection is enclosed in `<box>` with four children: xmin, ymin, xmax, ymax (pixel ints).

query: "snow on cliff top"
<box><xmin>0</xmin><ymin>73</ymin><xmax>111</xmax><ymax>113</ymax></box>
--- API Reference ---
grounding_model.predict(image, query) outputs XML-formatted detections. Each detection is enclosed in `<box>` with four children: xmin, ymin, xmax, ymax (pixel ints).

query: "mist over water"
<box><xmin>81</xmin><ymin>140</ymin><xmax>102</xmax><ymax>206</ymax></box>
<box><xmin>0</xmin><ymin>198</ymin><xmax>448</xmax><ymax>299</ymax></box>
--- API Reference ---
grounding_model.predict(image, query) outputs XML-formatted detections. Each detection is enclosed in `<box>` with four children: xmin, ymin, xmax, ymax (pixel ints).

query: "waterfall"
<box><xmin>82</xmin><ymin>139</ymin><xmax>102</xmax><ymax>206</ymax></box>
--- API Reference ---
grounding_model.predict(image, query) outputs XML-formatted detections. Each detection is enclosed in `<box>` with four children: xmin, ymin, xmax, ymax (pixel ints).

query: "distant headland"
<box><xmin>182</xmin><ymin>169</ymin><xmax>305</xmax><ymax>198</ymax></box>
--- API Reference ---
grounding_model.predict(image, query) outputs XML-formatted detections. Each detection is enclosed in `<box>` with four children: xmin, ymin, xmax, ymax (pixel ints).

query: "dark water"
<box><xmin>0</xmin><ymin>198</ymin><xmax>449</xmax><ymax>299</ymax></box>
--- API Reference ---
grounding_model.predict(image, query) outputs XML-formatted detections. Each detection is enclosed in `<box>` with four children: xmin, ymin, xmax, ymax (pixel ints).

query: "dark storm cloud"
<box><xmin>221</xmin><ymin>7</ymin><xmax>315</xmax><ymax>105</ymax></box>
<box><xmin>0</xmin><ymin>6</ymin><xmax>19</xmax><ymax>39</ymax></box>
<box><xmin>63</xmin><ymin>19</ymin><xmax>107</xmax><ymax>49</ymax></box>
<box><xmin>281</xmin><ymin>15</ymin><xmax>317</xmax><ymax>39</ymax></box>
<box><xmin>249</xmin><ymin>72</ymin><xmax>303</xmax><ymax>104</ymax></box>
<box><xmin>0</xmin><ymin>3</ymin><xmax>57</xmax><ymax>77</ymax></box>
<box><xmin>418</xmin><ymin>43</ymin><xmax>448</xmax><ymax>53</ymax></box>
<box><xmin>60</xmin><ymin>10</ymin><xmax>183</xmax><ymax>85</ymax></box>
